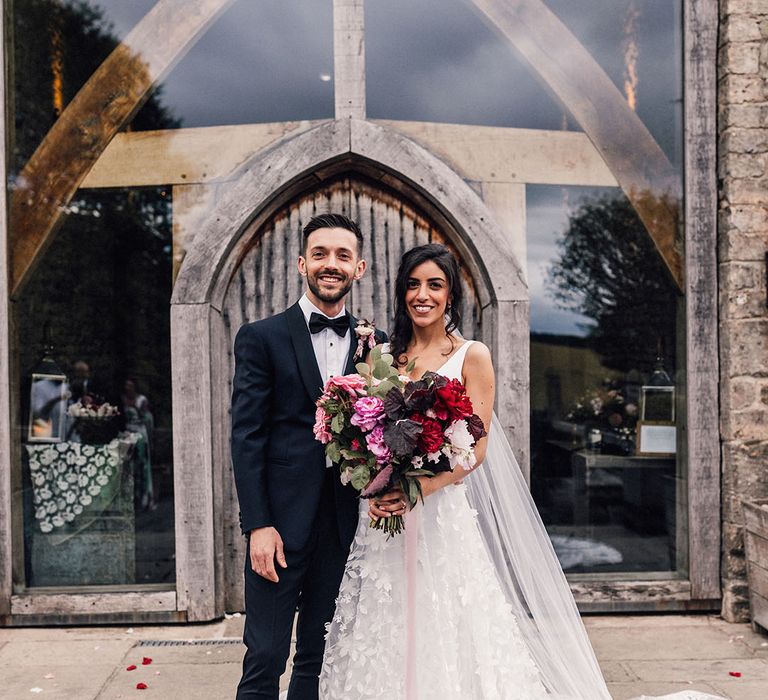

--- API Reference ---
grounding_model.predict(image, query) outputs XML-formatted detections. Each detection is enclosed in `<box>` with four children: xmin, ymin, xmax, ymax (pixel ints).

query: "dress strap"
<box><xmin>441</xmin><ymin>340</ymin><xmax>475</xmax><ymax>380</ymax></box>
<box><xmin>454</xmin><ymin>339</ymin><xmax>475</xmax><ymax>364</ymax></box>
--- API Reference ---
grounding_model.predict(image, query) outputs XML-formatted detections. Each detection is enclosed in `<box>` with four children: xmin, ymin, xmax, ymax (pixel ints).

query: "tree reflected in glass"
<box><xmin>547</xmin><ymin>194</ymin><xmax>678</xmax><ymax>374</ymax></box>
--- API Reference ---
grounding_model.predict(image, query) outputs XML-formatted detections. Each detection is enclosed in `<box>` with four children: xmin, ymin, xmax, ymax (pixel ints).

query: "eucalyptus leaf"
<box><xmin>351</xmin><ymin>464</ymin><xmax>371</xmax><ymax>491</ymax></box>
<box><xmin>381</xmin><ymin>353</ymin><xmax>394</xmax><ymax>365</ymax></box>
<box><xmin>374</xmin><ymin>379</ymin><xmax>395</xmax><ymax>397</ymax></box>
<box><xmin>408</xmin><ymin>478</ymin><xmax>420</xmax><ymax>505</ymax></box>
<box><xmin>325</xmin><ymin>442</ymin><xmax>341</xmax><ymax>464</ymax></box>
<box><xmin>331</xmin><ymin>413</ymin><xmax>344</xmax><ymax>433</ymax></box>
<box><xmin>405</xmin><ymin>358</ymin><xmax>417</xmax><ymax>373</ymax></box>
<box><xmin>404</xmin><ymin>469</ymin><xmax>435</xmax><ymax>477</ymax></box>
<box><xmin>370</xmin><ymin>346</ymin><xmax>382</xmax><ymax>363</ymax></box>
<box><xmin>373</xmin><ymin>359</ymin><xmax>390</xmax><ymax>381</ymax></box>
<box><xmin>355</xmin><ymin>362</ymin><xmax>371</xmax><ymax>375</ymax></box>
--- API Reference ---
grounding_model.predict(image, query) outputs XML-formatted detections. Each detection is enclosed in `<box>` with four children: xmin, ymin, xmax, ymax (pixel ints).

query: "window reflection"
<box><xmin>11</xmin><ymin>0</ymin><xmax>178</xmax><ymax>177</ymax></box>
<box><xmin>366</xmin><ymin>0</ymin><xmax>567</xmax><ymax>129</ymax></box>
<box><xmin>544</xmin><ymin>0</ymin><xmax>683</xmax><ymax>167</ymax></box>
<box><xmin>17</xmin><ymin>187</ymin><xmax>175</xmax><ymax>586</ymax></box>
<box><xmin>12</xmin><ymin>0</ymin><xmax>333</xmax><ymax>181</ymax></box>
<box><xmin>528</xmin><ymin>185</ymin><xmax>681</xmax><ymax>575</ymax></box>
<box><xmin>131</xmin><ymin>0</ymin><xmax>334</xmax><ymax>128</ymax></box>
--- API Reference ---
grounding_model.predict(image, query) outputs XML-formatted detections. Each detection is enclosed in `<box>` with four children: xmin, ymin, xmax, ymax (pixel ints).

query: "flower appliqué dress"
<box><xmin>320</xmin><ymin>341</ymin><xmax>549</xmax><ymax>700</ymax></box>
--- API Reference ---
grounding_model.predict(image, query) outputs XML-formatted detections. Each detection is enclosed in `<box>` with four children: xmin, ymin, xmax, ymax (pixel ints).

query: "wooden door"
<box><xmin>217</xmin><ymin>173</ymin><xmax>482</xmax><ymax>609</ymax></box>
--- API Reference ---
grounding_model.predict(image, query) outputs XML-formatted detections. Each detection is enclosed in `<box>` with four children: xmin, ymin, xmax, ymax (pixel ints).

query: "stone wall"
<box><xmin>718</xmin><ymin>0</ymin><xmax>768</xmax><ymax>622</ymax></box>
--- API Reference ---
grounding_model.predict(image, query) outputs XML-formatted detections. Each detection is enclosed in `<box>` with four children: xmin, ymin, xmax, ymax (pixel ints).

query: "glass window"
<box><xmin>131</xmin><ymin>0</ymin><xmax>335</xmax><ymax>128</ymax></box>
<box><xmin>10</xmin><ymin>1</ymin><xmax>189</xmax><ymax>589</ymax></box>
<box><xmin>17</xmin><ymin>187</ymin><xmax>175</xmax><ymax>587</ymax></box>
<box><xmin>544</xmin><ymin>0</ymin><xmax>683</xmax><ymax>167</ymax></box>
<box><xmin>365</xmin><ymin>0</ymin><xmax>566</xmax><ymax>129</ymax></box>
<box><xmin>528</xmin><ymin>185</ymin><xmax>683</xmax><ymax>576</ymax></box>
<box><xmin>11</xmin><ymin>0</ymin><xmax>334</xmax><ymax>180</ymax></box>
<box><xmin>366</xmin><ymin>0</ymin><xmax>681</xmax><ymax>168</ymax></box>
<box><xmin>9</xmin><ymin>0</ymin><xmax>335</xmax><ymax>592</ymax></box>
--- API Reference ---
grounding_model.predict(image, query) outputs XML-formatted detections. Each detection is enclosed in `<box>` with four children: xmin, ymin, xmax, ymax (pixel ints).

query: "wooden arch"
<box><xmin>470</xmin><ymin>0</ymin><xmax>683</xmax><ymax>287</ymax></box>
<box><xmin>169</xmin><ymin>118</ymin><xmax>530</xmax><ymax>617</ymax></box>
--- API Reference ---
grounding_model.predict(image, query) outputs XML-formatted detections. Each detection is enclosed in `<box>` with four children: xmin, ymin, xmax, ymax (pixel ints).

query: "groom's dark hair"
<box><xmin>303</xmin><ymin>213</ymin><xmax>364</xmax><ymax>255</ymax></box>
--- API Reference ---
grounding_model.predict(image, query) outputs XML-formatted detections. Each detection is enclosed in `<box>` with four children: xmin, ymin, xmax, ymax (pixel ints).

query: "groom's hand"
<box><xmin>249</xmin><ymin>526</ymin><xmax>287</xmax><ymax>583</ymax></box>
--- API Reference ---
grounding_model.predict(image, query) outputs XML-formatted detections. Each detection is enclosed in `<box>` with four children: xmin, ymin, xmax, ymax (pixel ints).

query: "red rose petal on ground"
<box><xmin>136</xmin><ymin>682</ymin><xmax>148</xmax><ymax>689</ymax></box>
<box><xmin>141</xmin><ymin>657</ymin><xmax>152</xmax><ymax>665</ymax></box>
<box><xmin>728</xmin><ymin>671</ymin><xmax>742</xmax><ymax>678</ymax></box>
<box><xmin>126</xmin><ymin>665</ymin><xmax>137</xmax><ymax>671</ymax></box>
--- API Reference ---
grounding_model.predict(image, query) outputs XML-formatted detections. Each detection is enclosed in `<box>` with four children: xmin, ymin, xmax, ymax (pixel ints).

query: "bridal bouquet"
<box><xmin>313</xmin><ymin>347</ymin><xmax>486</xmax><ymax>535</ymax></box>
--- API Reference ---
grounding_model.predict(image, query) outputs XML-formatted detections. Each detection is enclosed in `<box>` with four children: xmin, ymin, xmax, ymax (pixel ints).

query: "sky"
<box><xmin>72</xmin><ymin>0</ymin><xmax>682</xmax><ymax>336</ymax></box>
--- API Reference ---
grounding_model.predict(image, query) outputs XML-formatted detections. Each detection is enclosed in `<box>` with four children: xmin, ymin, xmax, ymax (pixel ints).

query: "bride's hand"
<box><xmin>369</xmin><ymin>487</ymin><xmax>408</xmax><ymax>519</ymax></box>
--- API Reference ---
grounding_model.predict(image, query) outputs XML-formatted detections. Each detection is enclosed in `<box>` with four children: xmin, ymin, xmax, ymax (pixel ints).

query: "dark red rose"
<box><xmin>434</xmin><ymin>379</ymin><xmax>474</xmax><ymax>421</ymax></box>
<box><xmin>411</xmin><ymin>414</ymin><xmax>444</xmax><ymax>454</ymax></box>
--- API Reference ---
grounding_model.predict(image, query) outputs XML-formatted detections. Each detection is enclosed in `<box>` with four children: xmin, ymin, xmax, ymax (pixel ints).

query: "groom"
<box><xmin>231</xmin><ymin>213</ymin><xmax>386</xmax><ymax>699</ymax></box>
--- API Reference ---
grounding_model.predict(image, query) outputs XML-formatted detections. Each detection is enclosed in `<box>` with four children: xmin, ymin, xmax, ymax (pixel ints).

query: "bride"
<box><xmin>319</xmin><ymin>244</ymin><xmax>722</xmax><ymax>700</ymax></box>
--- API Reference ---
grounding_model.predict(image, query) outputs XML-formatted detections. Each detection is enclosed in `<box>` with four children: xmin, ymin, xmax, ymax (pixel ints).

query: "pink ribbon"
<box><xmin>404</xmin><ymin>505</ymin><xmax>421</xmax><ymax>700</ymax></box>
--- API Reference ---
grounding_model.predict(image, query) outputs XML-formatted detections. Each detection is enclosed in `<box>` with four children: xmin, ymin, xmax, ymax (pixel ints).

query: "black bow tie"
<box><xmin>308</xmin><ymin>312</ymin><xmax>349</xmax><ymax>337</ymax></box>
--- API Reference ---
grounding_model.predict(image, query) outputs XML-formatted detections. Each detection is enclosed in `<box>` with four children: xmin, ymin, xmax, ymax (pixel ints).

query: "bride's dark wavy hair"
<box><xmin>390</xmin><ymin>244</ymin><xmax>463</xmax><ymax>367</ymax></box>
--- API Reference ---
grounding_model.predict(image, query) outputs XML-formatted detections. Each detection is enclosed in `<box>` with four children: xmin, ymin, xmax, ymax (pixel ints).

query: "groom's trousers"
<box><xmin>236</xmin><ymin>471</ymin><xmax>349</xmax><ymax>700</ymax></box>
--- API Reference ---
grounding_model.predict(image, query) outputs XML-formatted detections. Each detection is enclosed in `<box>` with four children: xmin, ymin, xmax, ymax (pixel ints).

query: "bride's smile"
<box><xmin>405</xmin><ymin>260</ymin><xmax>451</xmax><ymax>328</ymax></box>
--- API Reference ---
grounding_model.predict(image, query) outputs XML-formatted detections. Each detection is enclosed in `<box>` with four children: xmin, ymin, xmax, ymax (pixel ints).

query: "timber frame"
<box><xmin>0</xmin><ymin>0</ymin><xmax>720</xmax><ymax>622</ymax></box>
<box><xmin>0</xmin><ymin>1</ymin><xmax>10</xmax><ymax>619</ymax></box>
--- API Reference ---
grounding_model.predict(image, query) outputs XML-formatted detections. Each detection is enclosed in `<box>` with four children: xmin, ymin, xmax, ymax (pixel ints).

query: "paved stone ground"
<box><xmin>0</xmin><ymin>614</ymin><xmax>766</xmax><ymax>699</ymax></box>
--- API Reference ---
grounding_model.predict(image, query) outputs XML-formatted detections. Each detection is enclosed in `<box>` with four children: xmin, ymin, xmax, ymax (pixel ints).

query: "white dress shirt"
<box><xmin>299</xmin><ymin>294</ymin><xmax>351</xmax><ymax>468</ymax></box>
<box><xmin>298</xmin><ymin>294</ymin><xmax>351</xmax><ymax>383</ymax></box>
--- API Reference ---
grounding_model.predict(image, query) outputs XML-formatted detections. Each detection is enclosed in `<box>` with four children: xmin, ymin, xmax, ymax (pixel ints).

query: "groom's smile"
<box><xmin>298</xmin><ymin>225</ymin><xmax>366</xmax><ymax>310</ymax></box>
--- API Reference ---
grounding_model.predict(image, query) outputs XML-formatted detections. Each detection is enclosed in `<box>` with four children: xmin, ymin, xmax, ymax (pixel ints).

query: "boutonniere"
<box><xmin>353</xmin><ymin>319</ymin><xmax>377</xmax><ymax>361</ymax></box>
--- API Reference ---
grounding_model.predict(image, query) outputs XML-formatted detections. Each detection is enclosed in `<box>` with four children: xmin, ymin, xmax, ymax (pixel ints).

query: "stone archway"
<box><xmin>170</xmin><ymin>118</ymin><xmax>528</xmax><ymax>617</ymax></box>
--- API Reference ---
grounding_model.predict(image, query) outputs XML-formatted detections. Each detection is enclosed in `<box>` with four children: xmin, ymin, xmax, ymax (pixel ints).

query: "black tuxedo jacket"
<box><xmin>230</xmin><ymin>301</ymin><xmax>387</xmax><ymax>552</ymax></box>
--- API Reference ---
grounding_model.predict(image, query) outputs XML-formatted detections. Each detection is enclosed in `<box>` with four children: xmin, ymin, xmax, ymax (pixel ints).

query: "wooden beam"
<box><xmin>470</xmin><ymin>0</ymin><xmax>684</xmax><ymax>290</ymax></box>
<box><xmin>83</xmin><ymin>121</ymin><xmax>321</xmax><ymax>189</ymax></box>
<box><xmin>80</xmin><ymin>120</ymin><xmax>619</xmax><ymax>189</ymax></box>
<box><xmin>684</xmin><ymin>0</ymin><xmax>720</xmax><ymax>601</ymax></box>
<box><xmin>480</xmin><ymin>182</ymin><xmax>527</xmax><ymax>283</ymax></box>
<box><xmin>0</xmin><ymin>1</ymin><xmax>12</xmax><ymax>617</ymax></box>
<box><xmin>571</xmin><ymin>579</ymin><xmax>698</xmax><ymax>613</ymax></box>
<box><xmin>333</xmin><ymin>0</ymin><xmax>366</xmax><ymax>119</ymax></box>
<box><xmin>172</xmin><ymin>303</ymin><xmax>217</xmax><ymax>621</ymax></box>
<box><xmin>378</xmin><ymin>121</ymin><xmax>617</xmax><ymax>187</ymax></box>
<box><xmin>11</xmin><ymin>589</ymin><xmax>177</xmax><ymax>615</ymax></box>
<box><xmin>171</xmin><ymin>184</ymin><xmax>222</xmax><ymax>283</ymax></box>
<box><xmin>8</xmin><ymin>0</ymin><xmax>235</xmax><ymax>295</ymax></box>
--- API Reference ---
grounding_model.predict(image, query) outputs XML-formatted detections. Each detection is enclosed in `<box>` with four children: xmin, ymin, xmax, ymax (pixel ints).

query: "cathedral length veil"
<box><xmin>464</xmin><ymin>414</ymin><xmax>724</xmax><ymax>700</ymax></box>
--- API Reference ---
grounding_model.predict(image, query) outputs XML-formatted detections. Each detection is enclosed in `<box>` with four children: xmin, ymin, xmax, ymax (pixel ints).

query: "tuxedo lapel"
<box><xmin>286</xmin><ymin>303</ymin><xmax>325</xmax><ymax>402</ymax></box>
<box><xmin>344</xmin><ymin>314</ymin><xmax>359</xmax><ymax>376</ymax></box>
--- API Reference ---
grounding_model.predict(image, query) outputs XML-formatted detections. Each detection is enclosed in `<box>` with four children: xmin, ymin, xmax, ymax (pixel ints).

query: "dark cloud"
<box><xmin>93</xmin><ymin>0</ymin><xmax>335</xmax><ymax>126</ymax></box>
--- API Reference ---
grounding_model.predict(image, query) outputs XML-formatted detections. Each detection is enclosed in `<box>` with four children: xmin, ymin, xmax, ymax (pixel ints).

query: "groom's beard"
<box><xmin>307</xmin><ymin>270</ymin><xmax>354</xmax><ymax>304</ymax></box>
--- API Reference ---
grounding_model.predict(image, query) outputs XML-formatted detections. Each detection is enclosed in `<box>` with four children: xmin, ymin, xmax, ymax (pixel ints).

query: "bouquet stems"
<box><xmin>369</xmin><ymin>514</ymin><xmax>405</xmax><ymax>537</ymax></box>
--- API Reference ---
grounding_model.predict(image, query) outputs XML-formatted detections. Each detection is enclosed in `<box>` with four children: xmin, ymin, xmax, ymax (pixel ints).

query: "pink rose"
<box><xmin>326</xmin><ymin>374</ymin><xmax>367</xmax><ymax>398</ymax></box>
<box><xmin>313</xmin><ymin>406</ymin><xmax>332</xmax><ymax>444</ymax></box>
<box><xmin>351</xmin><ymin>396</ymin><xmax>386</xmax><ymax>432</ymax></box>
<box><xmin>365</xmin><ymin>425</ymin><xmax>392</xmax><ymax>464</ymax></box>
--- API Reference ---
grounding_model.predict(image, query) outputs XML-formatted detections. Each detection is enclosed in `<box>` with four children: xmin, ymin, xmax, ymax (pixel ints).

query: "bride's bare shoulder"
<box><xmin>463</xmin><ymin>341</ymin><xmax>493</xmax><ymax>375</ymax></box>
<box><xmin>466</xmin><ymin>340</ymin><xmax>491</xmax><ymax>361</ymax></box>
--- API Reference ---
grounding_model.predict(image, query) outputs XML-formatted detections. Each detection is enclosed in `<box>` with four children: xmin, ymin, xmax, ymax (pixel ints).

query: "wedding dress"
<box><xmin>320</xmin><ymin>341</ymin><xmax>724</xmax><ymax>700</ymax></box>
